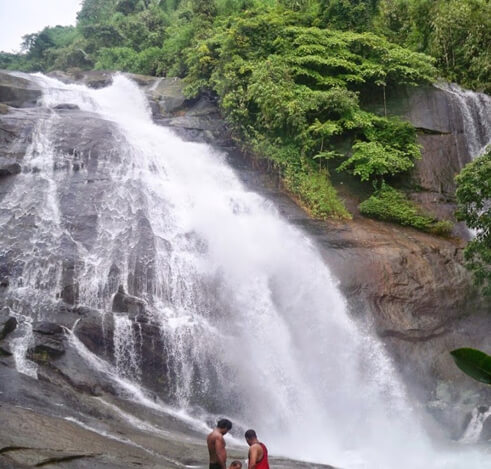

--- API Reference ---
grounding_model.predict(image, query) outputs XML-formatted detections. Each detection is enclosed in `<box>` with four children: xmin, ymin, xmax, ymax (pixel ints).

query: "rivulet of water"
<box><xmin>437</xmin><ymin>82</ymin><xmax>491</xmax><ymax>159</ymax></box>
<box><xmin>1</xmin><ymin>73</ymin><xmax>489</xmax><ymax>468</ymax></box>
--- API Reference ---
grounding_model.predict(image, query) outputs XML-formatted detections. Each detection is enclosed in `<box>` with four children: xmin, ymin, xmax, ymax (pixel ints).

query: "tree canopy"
<box><xmin>455</xmin><ymin>148</ymin><xmax>491</xmax><ymax>296</ymax></box>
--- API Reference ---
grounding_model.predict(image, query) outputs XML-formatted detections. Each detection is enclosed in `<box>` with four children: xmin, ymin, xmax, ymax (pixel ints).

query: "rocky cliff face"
<box><xmin>0</xmin><ymin>70</ymin><xmax>489</xmax><ymax>467</ymax></box>
<box><xmin>366</xmin><ymin>84</ymin><xmax>491</xmax><ymax>230</ymax></box>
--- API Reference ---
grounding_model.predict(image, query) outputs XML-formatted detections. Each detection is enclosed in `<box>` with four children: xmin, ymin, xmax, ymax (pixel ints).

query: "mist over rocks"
<box><xmin>0</xmin><ymin>70</ymin><xmax>489</xmax><ymax>467</ymax></box>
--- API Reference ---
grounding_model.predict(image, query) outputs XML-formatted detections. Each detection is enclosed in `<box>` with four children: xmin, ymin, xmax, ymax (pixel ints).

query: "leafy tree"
<box><xmin>455</xmin><ymin>148</ymin><xmax>491</xmax><ymax>296</ymax></box>
<box><xmin>318</xmin><ymin>0</ymin><xmax>379</xmax><ymax>31</ymax></box>
<box><xmin>77</xmin><ymin>0</ymin><xmax>118</xmax><ymax>25</ymax></box>
<box><xmin>430</xmin><ymin>0</ymin><xmax>490</xmax><ymax>92</ymax></box>
<box><xmin>375</xmin><ymin>0</ymin><xmax>490</xmax><ymax>92</ymax></box>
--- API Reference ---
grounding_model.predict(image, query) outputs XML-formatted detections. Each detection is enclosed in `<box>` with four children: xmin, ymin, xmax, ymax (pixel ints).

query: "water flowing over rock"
<box><xmin>365</xmin><ymin>83</ymin><xmax>491</xmax><ymax>227</ymax></box>
<box><xmin>0</xmin><ymin>71</ymin><xmax>490</xmax><ymax>468</ymax></box>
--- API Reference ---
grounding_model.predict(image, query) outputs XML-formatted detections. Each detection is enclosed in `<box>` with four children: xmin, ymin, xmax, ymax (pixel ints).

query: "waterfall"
<box><xmin>437</xmin><ymin>83</ymin><xmax>491</xmax><ymax>159</ymax></box>
<box><xmin>460</xmin><ymin>407</ymin><xmax>491</xmax><ymax>444</ymax></box>
<box><xmin>1</xmin><ymin>73</ymin><xmax>489</xmax><ymax>469</ymax></box>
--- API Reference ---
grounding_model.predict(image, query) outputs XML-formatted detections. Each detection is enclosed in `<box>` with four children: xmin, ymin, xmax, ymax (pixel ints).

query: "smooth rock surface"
<box><xmin>0</xmin><ymin>71</ymin><xmax>42</xmax><ymax>107</ymax></box>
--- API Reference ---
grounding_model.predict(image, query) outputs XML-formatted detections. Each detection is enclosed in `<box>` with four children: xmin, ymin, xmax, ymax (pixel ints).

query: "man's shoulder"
<box><xmin>208</xmin><ymin>430</ymin><xmax>223</xmax><ymax>441</ymax></box>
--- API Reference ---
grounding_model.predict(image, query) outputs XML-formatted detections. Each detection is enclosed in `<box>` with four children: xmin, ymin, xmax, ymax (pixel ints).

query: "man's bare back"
<box><xmin>207</xmin><ymin>419</ymin><xmax>232</xmax><ymax>469</ymax></box>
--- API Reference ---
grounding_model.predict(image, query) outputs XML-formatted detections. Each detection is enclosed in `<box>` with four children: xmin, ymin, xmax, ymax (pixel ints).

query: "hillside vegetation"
<box><xmin>1</xmin><ymin>0</ymin><xmax>487</xmax><ymax>229</ymax></box>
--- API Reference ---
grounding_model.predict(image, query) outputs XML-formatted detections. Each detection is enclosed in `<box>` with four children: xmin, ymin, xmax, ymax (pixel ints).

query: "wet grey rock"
<box><xmin>127</xmin><ymin>214</ymin><xmax>158</xmax><ymax>299</ymax></box>
<box><xmin>0</xmin><ymin>107</ymin><xmax>38</xmax><ymax>177</ymax></box>
<box><xmin>62</xmin><ymin>70</ymin><xmax>114</xmax><ymax>89</ymax></box>
<box><xmin>0</xmin><ymin>157</ymin><xmax>21</xmax><ymax>177</ymax></box>
<box><xmin>33</xmin><ymin>321</ymin><xmax>64</xmax><ymax>335</ymax></box>
<box><xmin>28</xmin><ymin>321</ymin><xmax>66</xmax><ymax>360</ymax></box>
<box><xmin>147</xmin><ymin>77</ymin><xmax>186</xmax><ymax>117</ymax></box>
<box><xmin>364</xmin><ymin>83</ymin><xmax>489</xmax><ymax>226</ymax></box>
<box><xmin>482</xmin><ymin>414</ymin><xmax>491</xmax><ymax>441</ymax></box>
<box><xmin>0</xmin><ymin>71</ymin><xmax>42</xmax><ymax>107</ymax></box>
<box><xmin>0</xmin><ymin>316</ymin><xmax>17</xmax><ymax>339</ymax></box>
<box><xmin>74</xmin><ymin>313</ymin><xmax>114</xmax><ymax>361</ymax></box>
<box><xmin>54</xmin><ymin>103</ymin><xmax>80</xmax><ymax>110</ymax></box>
<box><xmin>0</xmin><ymin>344</ymin><xmax>12</xmax><ymax>356</ymax></box>
<box><xmin>112</xmin><ymin>285</ymin><xmax>146</xmax><ymax>315</ymax></box>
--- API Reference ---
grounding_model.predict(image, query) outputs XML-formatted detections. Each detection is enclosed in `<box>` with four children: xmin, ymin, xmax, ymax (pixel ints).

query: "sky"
<box><xmin>0</xmin><ymin>0</ymin><xmax>83</xmax><ymax>52</ymax></box>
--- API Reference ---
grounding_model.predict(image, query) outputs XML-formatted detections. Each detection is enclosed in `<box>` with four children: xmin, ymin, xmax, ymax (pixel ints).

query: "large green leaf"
<box><xmin>450</xmin><ymin>348</ymin><xmax>491</xmax><ymax>385</ymax></box>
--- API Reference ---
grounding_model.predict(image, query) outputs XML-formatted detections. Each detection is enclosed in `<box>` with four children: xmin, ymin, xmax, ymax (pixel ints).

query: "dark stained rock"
<box><xmin>62</xmin><ymin>70</ymin><xmax>114</xmax><ymax>89</ymax></box>
<box><xmin>364</xmin><ymin>83</ymin><xmax>490</xmax><ymax>224</ymax></box>
<box><xmin>0</xmin><ymin>157</ymin><xmax>21</xmax><ymax>177</ymax></box>
<box><xmin>0</xmin><ymin>106</ymin><xmax>38</xmax><ymax>173</ymax></box>
<box><xmin>482</xmin><ymin>414</ymin><xmax>491</xmax><ymax>441</ymax></box>
<box><xmin>112</xmin><ymin>285</ymin><xmax>146</xmax><ymax>315</ymax></box>
<box><xmin>27</xmin><ymin>321</ymin><xmax>67</xmax><ymax>361</ymax></box>
<box><xmin>0</xmin><ymin>345</ymin><xmax>12</xmax><ymax>356</ymax></box>
<box><xmin>0</xmin><ymin>316</ymin><xmax>17</xmax><ymax>340</ymax></box>
<box><xmin>0</xmin><ymin>103</ymin><xmax>10</xmax><ymax>114</ymax></box>
<box><xmin>0</xmin><ymin>71</ymin><xmax>42</xmax><ymax>107</ymax></box>
<box><xmin>32</xmin><ymin>321</ymin><xmax>64</xmax><ymax>335</ymax></box>
<box><xmin>53</xmin><ymin>103</ymin><xmax>80</xmax><ymax>110</ymax></box>
<box><xmin>74</xmin><ymin>313</ymin><xmax>114</xmax><ymax>361</ymax></box>
<box><xmin>28</xmin><ymin>340</ymin><xmax>65</xmax><ymax>360</ymax></box>
<box><xmin>127</xmin><ymin>214</ymin><xmax>158</xmax><ymax>299</ymax></box>
<box><xmin>61</xmin><ymin>258</ymin><xmax>80</xmax><ymax>306</ymax></box>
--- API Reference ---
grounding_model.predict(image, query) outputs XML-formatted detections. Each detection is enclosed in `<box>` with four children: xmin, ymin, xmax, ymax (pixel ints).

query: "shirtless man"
<box><xmin>245</xmin><ymin>429</ymin><xmax>270</xmax><ymax>469</ymax></box>
<box><xmin>207</xmin><ymin>418</ymin><xmax>232</xmax><ymax>469</ymax></box>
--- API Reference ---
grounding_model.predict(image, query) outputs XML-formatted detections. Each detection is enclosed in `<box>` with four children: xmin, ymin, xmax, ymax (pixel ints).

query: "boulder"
<box><xmin>53</xmin><ymin>103</ymin><xmax>80</xmax><ymax>110</ymax></box>
<box><xmin>0</xmin><ymin>71</ymin><xmax>42</xmax><ymax>107</ymax></box>
<box><xmin>33</xmin><ymin>322</ymin><xmax>64</xmax><ymax>335</ymax></box>
<box><xmin>112</xmin><ymin>285</ymin><xmax>146</xmax><ymax>315</ymax></box>
<box><xmin>0</xmin><ymin>157</ymin><xmax>21</xmax><ymax>177</ymax></box>
<box><xmin>0</xmin><ymin>316</ymin><xmax>17</xmax><ymax>340</ymax></box>
<box><xmin>28</xmin><ymin>321</ymin><xmax>66</xmax><ymax>360</ymax></box>
<box><xmin>147</xmin><ymin>77</ymin><xmax>186</xmax><ymax>116</ymax></box>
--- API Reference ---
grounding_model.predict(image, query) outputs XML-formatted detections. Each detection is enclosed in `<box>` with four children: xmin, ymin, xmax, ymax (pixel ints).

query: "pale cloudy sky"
<box><xmin>0</xmin><ymin>0</ymin><xmax>83</xmax><ymax>52</ymax></box>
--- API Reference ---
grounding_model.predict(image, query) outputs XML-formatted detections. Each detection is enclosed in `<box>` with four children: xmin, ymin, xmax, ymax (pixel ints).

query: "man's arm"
<box><xmin>215</xmin><ymin>436</ymin><xmax>227</xmax><ymax>469</ymax></box>
<box><xmin>247</xmin><ymin>445</ymin><xmax>260</xmax><ymax>469</ymax></box>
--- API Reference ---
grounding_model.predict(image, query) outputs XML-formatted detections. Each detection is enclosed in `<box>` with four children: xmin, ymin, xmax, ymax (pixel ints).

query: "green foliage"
<box><xmin>181</xmin><ymin>9</ymin><xmax>434</xmax><ymax>217</ymax></box>
<box><xmin>337</xmin><ymin>117</ymin><xmax>420</xmax><ymax>184</ymax></box>
<box><xmin>455</xmin><ymin>148</ymin><xmax>491</xmax><ymax>296</ymax></box>
<box><xmin>450</xmin><ymin>348</ymin><xmax>491</xmax><ymax>385</ymax></box>
<box><xmin>318</xmin><ymin>0</ymin><xmax>379</xmax><ymax>31</ymax></box>
<box><xmin>359</xmin><ymin>184</ymin><xmax>453</xmax><ymax>234</ymax></box>
<box><xmin>375</xmin><ymin>0</ymin><xmax>490</xmax><ymax>92</ymax></box>
<box><xmin>251</xmin><ymin>138</ymin><xmax>351</xmax><ymax>219</ymax></box>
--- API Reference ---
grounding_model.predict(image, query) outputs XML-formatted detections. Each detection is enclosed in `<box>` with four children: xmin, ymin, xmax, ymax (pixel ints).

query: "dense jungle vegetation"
<box><xmin>0</xmin><ymin>1</ymin><xmax>489</xmax><ymax>245</ymax></box>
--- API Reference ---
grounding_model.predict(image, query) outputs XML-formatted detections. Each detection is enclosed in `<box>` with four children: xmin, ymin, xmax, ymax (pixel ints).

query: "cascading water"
<box><xmin>437</xmin><ymin>82</ymin><xmax>491</xmax><ymax>159</ymax></box>
<box><xmin>1</xmin><ymin>73</ymin><xmax>489</xmax><ymax>468</ymax></box>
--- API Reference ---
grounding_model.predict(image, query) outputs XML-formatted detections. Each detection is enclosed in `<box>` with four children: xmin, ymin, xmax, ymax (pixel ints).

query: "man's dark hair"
<box><xmin>244</xmin><ymin>429</ymin><xmax>257</xmax><ymax>440</ymax></box>
<box><xmin>217</xmin><ymin>418</ymin><xmax>232</xmax><ymax>430</ymax></box>
<box><xmin>230</xmin><ymin>461</ymin><xmax>242</xmax><ymax>468</ymax></box>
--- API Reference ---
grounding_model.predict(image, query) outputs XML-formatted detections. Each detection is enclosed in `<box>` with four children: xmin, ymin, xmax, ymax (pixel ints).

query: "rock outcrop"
<box><xmin>365</xmin><ymin>84</ymin><xmax>491</xmax><ymax>229</ymax></box>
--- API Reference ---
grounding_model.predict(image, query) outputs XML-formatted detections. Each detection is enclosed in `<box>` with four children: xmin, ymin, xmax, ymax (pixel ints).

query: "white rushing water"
<box><xmin>460</xmin><ymin>407</ymin><xmax>491</xmax><ymax>444</ymax></box>
<box><xmin>437</xmin><ymin>82</ymin><xmax>491</xmax><ymax>159</ymax></box>
<box><xmin>2</xmin><ymin>73</ymin><xmax>490</xmax><ymax>468</ymax></box>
